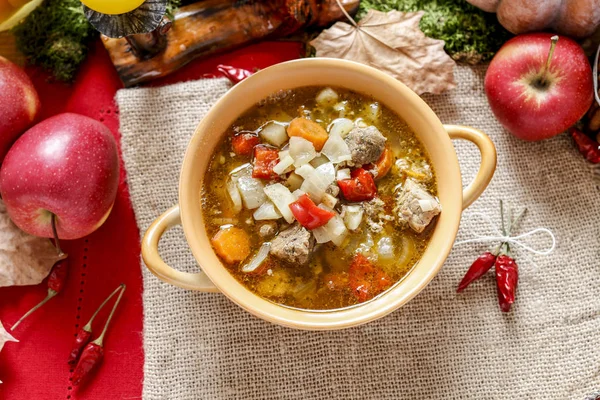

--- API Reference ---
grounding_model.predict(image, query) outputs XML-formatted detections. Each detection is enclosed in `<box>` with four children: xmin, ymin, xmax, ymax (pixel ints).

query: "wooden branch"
<box><xmin>102</xmin><ymin>0</ymin><xmax>360</xmax><ymax>87</ymax></box>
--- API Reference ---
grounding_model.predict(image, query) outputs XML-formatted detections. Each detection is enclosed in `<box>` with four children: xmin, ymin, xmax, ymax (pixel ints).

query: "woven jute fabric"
<box><xmin>117</xmin><ymin>67</ymin><xmax>600</xmax><ymax>400</ymax></box>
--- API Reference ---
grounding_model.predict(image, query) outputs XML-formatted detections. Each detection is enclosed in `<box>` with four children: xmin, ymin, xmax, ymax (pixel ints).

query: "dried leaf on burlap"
<box><xmin>0</xmin><ymin>320</ymin><xmax>18</xmax><ymax>384</ymax></box>
<box><xmin>0</xmin><ymin>200</ymin><xmax>61</xmax><ymax>287</ymax></box>
<box><xmin>310</xmin><ymin>10</ymin><xmax>456</xmax><ymax>95</ymax></box>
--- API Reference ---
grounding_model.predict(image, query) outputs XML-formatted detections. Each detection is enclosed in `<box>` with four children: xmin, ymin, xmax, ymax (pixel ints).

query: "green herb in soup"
<box><xmin>201</xmin><ymin>86</ymin><xmax>441</xmax><ymax>310</ymax></box>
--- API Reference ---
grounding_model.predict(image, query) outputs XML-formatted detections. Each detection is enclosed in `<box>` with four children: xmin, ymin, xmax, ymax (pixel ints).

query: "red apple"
<box><xmin>0</xmin><ymin>56</ymin><xmax>40</xmax><ymax>162</ymax></box>
<box><xmin>485</xmin><ymin>33</ymin><xmax>593</xmax><ymax>141</ymax></box>
<box><xmin>0</xmin><ymin>113</ymin><xmax>120</xmax><ymax>240</ymax></box>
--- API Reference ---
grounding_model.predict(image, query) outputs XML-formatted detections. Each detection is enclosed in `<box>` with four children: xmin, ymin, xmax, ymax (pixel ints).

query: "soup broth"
<box><xmin>201</xmin><ymin>86</ymin><xmax>440</xmax><ymax>310</ymax></box>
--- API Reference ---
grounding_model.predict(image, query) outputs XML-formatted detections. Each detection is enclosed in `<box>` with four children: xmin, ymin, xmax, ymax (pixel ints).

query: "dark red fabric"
<box><xmin>0</xmin><ymin>39</ymin><xmax>302</xmax><ymax>399</ymax></box>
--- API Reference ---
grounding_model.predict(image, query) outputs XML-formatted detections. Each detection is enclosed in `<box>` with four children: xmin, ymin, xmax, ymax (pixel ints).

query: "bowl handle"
<box><xmin>141</xmin><ymin>205</ymin><xmax>219</xmax><ymax>292</ymax></box>
<box><xmin>444</xmin><ymin>125</ymin><xmax>497</xmax><ymax>210</ymax></box>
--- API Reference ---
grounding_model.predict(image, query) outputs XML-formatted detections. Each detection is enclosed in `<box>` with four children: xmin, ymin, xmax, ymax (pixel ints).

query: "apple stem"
<box><xmin>539</xmin><ymin>35</ymin><xmax>559</xmax><ymax>86</ymax></box>
<box><xmin>51</xmin><ymin>214</ymin><xmax>63</xmax><ymax>257</ymax></box>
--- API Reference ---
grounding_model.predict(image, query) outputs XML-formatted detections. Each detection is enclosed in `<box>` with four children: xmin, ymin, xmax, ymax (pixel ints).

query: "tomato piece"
<box><xmin>337</xmin><ymin>168</ymin><xmax>377</xmax><ymax>202</ymax></box>
<box><xmin>348</xmin><ymin>254</ymin><xmax>392</xmax><ymax>302</ymax></box>
<box><xmin>252</xmin><ymin>145</ymin><xmax>280</xmax><ymax>179</ymax></box>
<box><xmin>231</xmin><ymin>132</ymin><xmax>260</xmax><ymax>156</ymax></box>
<box><xmin>288</xmin><ymin>194</ymin><xmax>335</xmax><ymax>229</ymax></box>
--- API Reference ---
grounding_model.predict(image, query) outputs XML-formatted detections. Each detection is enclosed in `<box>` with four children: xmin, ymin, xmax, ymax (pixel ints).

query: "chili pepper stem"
<box><xmin>11</xmin><ymin>289</ymin><xmax>57</xmax><ymax>330</ymax></box>
<box><xmin>92</xmin><ymin>285</ymin><xmax>126</xmax><ymax>347</ymax></box>
<box><xmin>82</xmin><ymin>284</ymin><xmax>125</xmax><ymax>332</ymax></box>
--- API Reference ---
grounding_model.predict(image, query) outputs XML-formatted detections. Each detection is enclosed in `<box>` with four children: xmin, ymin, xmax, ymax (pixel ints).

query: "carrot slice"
<box><xmin>372</xmin><ymin>146</ymin><xmax>394</xmax><ymax>180</ymax></box>
<box><xmin>211</xmin><ymin>227</ymin><xmax>251</xmax><ymax>264</ymax></box>
<box><xmin>287</xmin><ymin>117</ymin><xmax>328</xmax><ymax>151</ymax></box>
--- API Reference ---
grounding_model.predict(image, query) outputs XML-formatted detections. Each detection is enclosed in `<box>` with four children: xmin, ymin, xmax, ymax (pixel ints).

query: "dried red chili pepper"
<box><xmin>456</xmin><ymin>251</ymin><xmax>497</xmax><ymax>292</ymax></box>
<box><xmin>216</xmin><ymin>65</ymin><xmax>253</xmax><ymax>84</ymax></box>
<box><xmin>72</xmin><ymin>285</ymin><xmax>126</xmax><ymax>386</ymax></box>
<box><xmin>68</xmin><ymin>284</ymin><xmax>125</xmax><ymax>365</ymax></box>
<box><xmin>570</xmin><ymin>127</ymin><xmax>600</xmax><ymax>163</ymax></box>
<box><xmin>495</xmin><ymin>254</ymin><xmax>518</xmax><ymax>312</ymax></box>
<box><xmin>12</xmin><ymin>215</ymin><xmax>68</xmax><ymax>330</ymax></box>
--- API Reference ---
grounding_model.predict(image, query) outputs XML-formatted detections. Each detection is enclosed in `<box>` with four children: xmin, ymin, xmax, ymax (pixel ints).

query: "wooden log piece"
<box><xmin>102</xmin><ymin>0</ymin><xmax>359</xmax><ymax>87</ymax></box>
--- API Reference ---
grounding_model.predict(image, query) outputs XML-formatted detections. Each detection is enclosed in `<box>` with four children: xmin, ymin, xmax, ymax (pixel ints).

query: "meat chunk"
<box><xmin>257</xmin><ymin>221</ymin><xmax>277</xmax><ymax>239</ymax></box>
<box><xmin>394</xmin><ymin>178</ymin><xmax>441</xmax><ymax>233</ymax></box>
<box><xmin>269</xmin><ymin>223</ymin><xmax>315</xmax><ymax>265</ymax></box>
<box><xmin>344</xmin><ymin>126</ymin><xmax>386</xmax><ymax>166</ymax></box>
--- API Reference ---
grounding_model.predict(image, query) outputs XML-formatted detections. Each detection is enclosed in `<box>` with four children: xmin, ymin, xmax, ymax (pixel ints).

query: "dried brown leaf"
<box><xmin>0</xmin><ymin>320</ymin><xmax>17</xmax><ymax>384</ymax></box>
<box><xmin>310</xmin><ymin>10</ymin><xmax>456</xmax><ymax>95</ymax></box>
<box><xmin>0</xmin><ymin>200</ymin><xmax>61</xmax><ymax>287</ymax></box>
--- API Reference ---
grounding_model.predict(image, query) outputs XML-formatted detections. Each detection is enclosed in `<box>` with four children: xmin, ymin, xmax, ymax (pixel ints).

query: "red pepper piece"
<box><xmin>457</xmin><ymin>251</ymin><xmax>497</xmax><ymax>292</ymax></box>
<box><xmin>495</xmin><ymin>255</ymin><xmax>518</xmax><ymax>312</ymax></box>
<box><xmin>288</xmin><ymin>194</ymin><xmax>335</xmax><ymax>229</ymax></box>
<box><xmin>12</xmin><ymin>258</ymin><xmax>68</xmax><ymax>330</ymax></box>
<box><xmin>252</xmin><ymin>145</ymin><xmax>280</xmax><ymax>179</ymax></box>
<box><xmin>337</xmin><ymin>168</ymin><xmax>377</xmax><ymax>202</ymax></box>
<box><xmin>12</xmin><ymin>215</ymin><xmax>67</xmax><ymax>331</ymax></box>
<box><xmin>570</xmin><ymin>127</ymin><xmax>600</xmax><ymax>164</ymax></box>
<box><xmin>68</xmin><ymin>329</ymin><xmax>93</xmax><ymax>365</ymax></box>
<box><xmin>231</xmin><ymin>132</ymin><xmax>260</xmax><ymax>156</ymax></box>
<box><xmin>216</xmin><ymin>65</ymin><xmax>253</xmax><ymax>84</ymax></box>
<box><xmin>348</xmin><ymin>254</ymin><xmax>392</xmax><ymax>302</ymax></box>
<box><xmin>72</xmin><ymin>343</ymin><xmax>104</xmax><ymax>386</ymax></box>
<box><xmin>72</xmin><ymin>285</ymin><xmax>126</xmax><ymax>386</ymax></box>
<box><xmin>68</xmin><ymin>284</ymin><xmax>125</xmax><ymax>365</ymax></box>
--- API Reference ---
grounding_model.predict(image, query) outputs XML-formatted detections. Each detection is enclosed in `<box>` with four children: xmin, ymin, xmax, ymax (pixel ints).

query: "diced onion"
<box><xmin>377</xmin><ymin>237</ymin><xmax>394</xmax><ymax>260</ymax></box>
<box><xmin>286</xmin><ymin>173</ymin><xmax>303</xmax><ymax>191</ymax></box>
<box><xmin>343</xmin><ymin>205</ymin><xmax>363</xmax><ymax>231</ymax></box>
<box><xmin>259</xmin><ymin>121</ymin><xmax>288</xmax><ymax>147</ymax></box>
<box><xmin>292</xmin><ymin>189</ymin><xmax>306</xmax><ymax>199</ymax></box>
<box><xmin>263</xmin><ymin>183</ymin><xmax>296</xmax><ymax>223</ymax></box>
<box><xmin>231</xmin><ymin>164</ymin><xmax>266</xmax><ymax>210</ymax></box>
<box><xmin>242</xmin><ymin>242</ymin><xmax>271</xmax><ymax>273</ymax></box>
<box><xmin>253</xmin><ymin>201</ymin><xmax>282</xmax><ymax>220</ymax></box>
<box><xmin>336</xmin><ymin>168</ymin><xmax>351</xmax><ymax>181</ymax></box>
<box><xmin>365</xmin><ymin>102</ymin><xmax>380</xmax><ymax>122</ymax></box>
<box><xmin>333</xmin><ymin>101</ymin><xmax>348</xmax><ymax>117</ymax></box>
<box><xmin>321</xmin><ymin>193</ymin><xmax>338</xmax><ymax>209</ymax></box>
<box><xmin>273</xmin><ymin>154</ymin><xmax>294</xmax><ymax>175</ymax></box>
<box><xmin>302</xmin><ymin>175</ymin><xmax>331</xmax><ymax>203</ymax></box>
<box><xmin>312</xmin><ymin>205</ymin><xmax>348</xmax><ymax>246</ymax></box>
<box><xmin>295</xmin><ymin>164</ymin><xmax>316</xmax><ymax>180</ymax></box>
<box><xmin>226</xmin><ymin>178</ymin><xmax>242</xmax><ymax>214</ymax></box>
<box><xmin>316</xmin><ymin>87</ymin><xmax>339</xmax><ymax>106</ymax></box>
<box><xmin>289</xmin><ymin>136</ymin><xmax>317</xmax><ymax>167</ymax></box>
<box><xmin>315</xmin><ymin>162</ymin><xmax>335</xmax><ymax>183</ymax></box>
<box><xmin>328</xmin><ymin>118</ymin><xmax>354</xmax><ymax>138</ymax></box>
<box><xmin>321</xmin><ymin>133</ymin><xmax>351</xmax><ymax>164</ymax></box>
<box><xmin>310</xmin><ymin>154</ymin><xmax>330</xmax><ymax>168</ymax></box>
<box><xmin>354</xmin><ymin>118</ymin><xmax>368</xmax><ymax>128</ymax></box>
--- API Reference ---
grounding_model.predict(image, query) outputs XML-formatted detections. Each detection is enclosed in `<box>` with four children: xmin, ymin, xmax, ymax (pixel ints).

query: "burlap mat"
<box><xmin>117</xmin><ymin>66</ymin><xmax>600</xmax><ymax>400</ymax></box>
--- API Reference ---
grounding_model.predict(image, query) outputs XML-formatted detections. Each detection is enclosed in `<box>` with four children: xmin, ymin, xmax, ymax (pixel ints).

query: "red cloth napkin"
<box><xmin>0</xmin><ymin>40</ymin><xmax>301</xmax><ymax>399</ymax></box>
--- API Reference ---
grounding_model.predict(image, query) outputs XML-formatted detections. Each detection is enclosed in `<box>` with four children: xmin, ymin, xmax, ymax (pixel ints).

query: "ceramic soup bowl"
<box><xmin>142</xmin><ymin>58</ymin><xmax>496</xmax><ymax>330</ymax></box>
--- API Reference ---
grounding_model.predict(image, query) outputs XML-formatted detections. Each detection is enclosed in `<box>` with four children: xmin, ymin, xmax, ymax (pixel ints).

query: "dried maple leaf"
<box><xmin>310</xmin><ymin>10</ymin><xmax>456</xmax><ymax>95</ymax></box>
<box><xmin>0</xmin><ymin>320</ymin><xmax>18</xmax><ymax>384</ymax></box>
<box><xmin>0</xmin><ymin>200</ymin><xmax>61</xmax><ymax>287</ymax></box>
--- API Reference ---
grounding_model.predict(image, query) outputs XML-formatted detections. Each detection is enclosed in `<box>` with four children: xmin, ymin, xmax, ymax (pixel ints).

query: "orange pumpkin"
<box><xmin>466</xmin><ymin>0</ymin><xmax>600</xmax><ymax>38</ymax></box>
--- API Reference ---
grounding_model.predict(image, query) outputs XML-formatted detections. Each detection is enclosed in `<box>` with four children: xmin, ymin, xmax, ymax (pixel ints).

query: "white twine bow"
<box><xmin>455</xmin><ymin>212</ymin><xmax>556</xmax><ymax>256</ymax></box>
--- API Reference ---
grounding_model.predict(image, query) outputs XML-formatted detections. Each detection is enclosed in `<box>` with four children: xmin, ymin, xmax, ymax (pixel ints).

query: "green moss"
<box><xmin>12</xmin><ymin>0</ymin><xmax>97</xmax><ymax>82</ymax></box>
<box><xmin>13</xmin><ymin>0</ymin><xmax>182</xmax><ymax>82</ymax></box>
<box><xmin>358</xmin><ymin>0</ymin><xmax>512</xmax><ymax>63</ymax></box>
